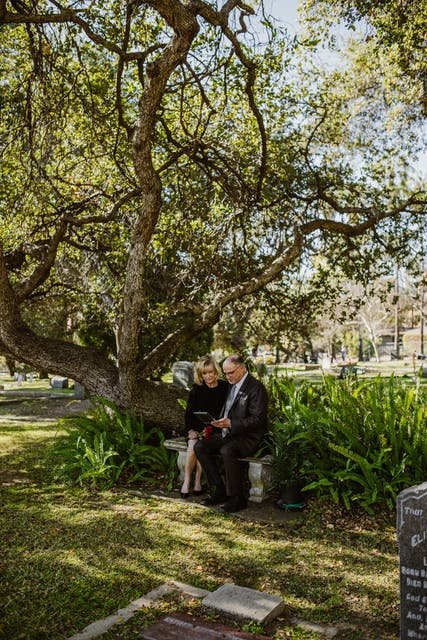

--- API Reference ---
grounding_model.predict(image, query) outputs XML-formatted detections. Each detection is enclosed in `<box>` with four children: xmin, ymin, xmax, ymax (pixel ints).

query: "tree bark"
<box><xmin>116</xmin><ymin>3</ymin><xmax>199</xmax><ymax>407</ymax></box>
<box><xmin>5</xmin><ymin>357</ymin><xmax>15</xmax><ymax>377</ymax></box>
<box><xmin>138</xmin><ymin>380</ymin><xmax>187</xmax><ymax>432</ymax></box>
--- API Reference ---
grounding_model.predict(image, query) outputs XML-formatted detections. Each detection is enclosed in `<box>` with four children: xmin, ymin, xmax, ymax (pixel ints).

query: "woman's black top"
<box><xmin>185</xmin><ymin>379</ymin><xmax>229</xmax><ymax>432</ymax></box>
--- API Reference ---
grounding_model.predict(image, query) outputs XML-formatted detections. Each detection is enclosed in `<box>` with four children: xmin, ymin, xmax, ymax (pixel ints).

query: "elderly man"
<box><xmin>194</xmin><ymin>354</ymin><xmax>268</xmax><ymax>513</ymax></box>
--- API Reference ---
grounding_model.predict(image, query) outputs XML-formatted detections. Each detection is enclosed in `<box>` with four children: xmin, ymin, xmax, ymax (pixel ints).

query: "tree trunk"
<box><xmin>137</xmin><ymin>380</ymin><xmax>187</xmax><ymax>433</ymax></box>
<box><xmin>5</xmin><ymin>357</ymin><xmax>15</xmax><ymax>376</ymax></box>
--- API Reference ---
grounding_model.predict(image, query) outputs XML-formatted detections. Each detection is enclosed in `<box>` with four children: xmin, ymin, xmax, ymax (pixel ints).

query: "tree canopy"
<box><xmin>303</xmin><ymin>0</ymin><xmax>427</xmax><ymax>115</ymax></box>
<box><xmin>0</xmin><ymin>0</ymin><xmax>426</xmax><ymax>416</ymax></box>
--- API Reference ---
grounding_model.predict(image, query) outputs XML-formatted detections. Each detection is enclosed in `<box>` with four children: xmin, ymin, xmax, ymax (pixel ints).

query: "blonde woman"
<box><xmin>180</xmin><ymin>355</ymin><xmax>228</xmax><ymax>498</ymax></box>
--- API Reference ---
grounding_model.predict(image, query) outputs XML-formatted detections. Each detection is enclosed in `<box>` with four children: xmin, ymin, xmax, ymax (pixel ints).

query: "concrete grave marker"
<box><xmin>73</xmin><ymin>381</ymin><xmax>86</xmax><ymax>399</ymax></box>
<box><xmin>50</xmin><ymin>376</ymin><xmax>69</xmax><ymax>389</ymax></box>
<box><xmin>202</xmin><ymin>583</ymin><xmax>284</xmax><ymax>625</ymax></box>
<box><xmin>397</xmin><ymin>482</ymin><xmax>427</xmax><ymax>639</ymax></box>
<box><xmin>172</xmin><ymin>361</ymin><xmax>194</xmax><ymax>390</ymax></box>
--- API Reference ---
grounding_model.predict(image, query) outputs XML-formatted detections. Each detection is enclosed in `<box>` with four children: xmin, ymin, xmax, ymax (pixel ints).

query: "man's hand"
<box><xmin>211</xmin><ymin>418</ymin><xmax>231</xmax><ymax>430</ymax></box>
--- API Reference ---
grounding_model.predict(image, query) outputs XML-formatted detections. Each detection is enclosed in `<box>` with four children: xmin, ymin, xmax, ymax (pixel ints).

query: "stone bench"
<box><xmin>164</xmin><ymin>437</ymin><xmax>272</xmax><ymax>503</ymax></box>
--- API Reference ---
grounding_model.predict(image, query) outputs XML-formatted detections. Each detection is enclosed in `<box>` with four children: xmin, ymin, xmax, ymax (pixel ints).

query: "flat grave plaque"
<box><xmin>202</xmin><ymin>584</ymin><xmax>284</xmax><ymax>625</ymax></box>
<box><xmin>139</xmin><ymin>612</ymin><xmax>271</xmax><ymax>639</ymax></box>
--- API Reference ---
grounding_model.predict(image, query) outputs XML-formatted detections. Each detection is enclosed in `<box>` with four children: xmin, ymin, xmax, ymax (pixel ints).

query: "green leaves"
<box><xmin>302</xmin><ymin>0</ymin><xmax>427</xmax><ymax>116</ymax></box>
<box><xmin>268</xmin><ymin>374</ymin><xmax>427</xmax><ymax>512</ymax></box>
<box><xmin>56</xmin><ymin>398</ymin><xmax>175</xmax><ymax>487</ymax></box>
<box><xmin>0</xmin><ymin>1</ymin><xmax>425</xmax><ymax>410</ymax></box>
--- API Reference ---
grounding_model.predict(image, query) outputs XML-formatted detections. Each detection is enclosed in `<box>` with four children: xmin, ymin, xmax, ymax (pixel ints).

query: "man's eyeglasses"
<box><xmin>223</xmin><ymin>364</ymin><xmax>243</xmax><ymax>377</ymax></box>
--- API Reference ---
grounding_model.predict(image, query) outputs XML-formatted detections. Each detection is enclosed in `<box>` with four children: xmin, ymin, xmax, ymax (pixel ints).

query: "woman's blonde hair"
<box><xmin>194</xmin><ymin>354</ymin><xmax>221</xmax><ymax>386</ymax></box>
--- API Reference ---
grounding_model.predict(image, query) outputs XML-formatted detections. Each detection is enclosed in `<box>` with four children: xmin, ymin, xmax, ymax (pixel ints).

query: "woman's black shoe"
<box><xmin>192</xmin><ymin>490</ymin><xmax>203</xmax><ymax>496</ymax></box>
<box><xmin>180</xmin><ymin>492</ymin><xmax>190</xmax><ymax>499</ymax></box>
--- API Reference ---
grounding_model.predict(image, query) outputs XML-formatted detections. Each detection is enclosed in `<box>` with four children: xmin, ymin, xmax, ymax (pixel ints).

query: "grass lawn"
<box><xmin>0</xmin><ymin>418</ymin><xmax>400</xmax><ymax>640</ymax></box>
<box><xmin>0</xmin><ymin>373</ymin><xmax>74</xmax><ymax>392</ymax></box>
<box><xmin>161</xmin><ymin>358</ymin><xmax>427</xmax><ymax>387</ymax></box>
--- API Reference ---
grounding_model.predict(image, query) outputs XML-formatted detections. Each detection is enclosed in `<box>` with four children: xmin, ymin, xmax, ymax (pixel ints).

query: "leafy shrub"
<box><xmin>269</xmin><ymin>419</ymin><xmax>311</xmax><ymax>491</ymax></box>
<box><xmin>268</xmin><ymin>378</ymin><xmax>322</xmax><ymax>491</ymax></box>
<box><xmin>267</xmin><ymin>375</ymin><xmax>427</xmax><ymax>513</ymax></box>
<box><xmin>56</xmin><ymin>398</ymin><xmax>176</xmax><ymax>487</ymax></box>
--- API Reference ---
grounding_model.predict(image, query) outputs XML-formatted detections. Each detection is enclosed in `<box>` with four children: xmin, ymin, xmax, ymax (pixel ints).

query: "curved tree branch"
<box><xmin>301</xmin><ymin>194</ymin><xmax>427</xmax><ymax>232</ymax></box>
<box><xmin>139</xmin><ymin>229</ymin><xmax>304</xmax><ymax>375</ymax></box>
<box><xmin>64</xmin><ymin>189</ymin><xmax>143</xmax><ymax>226</ymax></box>
<box><xmin>0</xmin><ymin>244</ymin><xmax>119</xmax><ymax>391</ymax></box>
<box><xmin>139</xmin><ymin>194</ymin><xmax>427</xmax><ymax>376</ymax></box>
<box><xmin>189</xmin><ymin>0</ymin><xmax>267</xmax><ymax>201</ymax></box>
<box><xmin>14</xmin><ymin>217</ymin><xmax>68</xmax><ymax>303</ymax></box>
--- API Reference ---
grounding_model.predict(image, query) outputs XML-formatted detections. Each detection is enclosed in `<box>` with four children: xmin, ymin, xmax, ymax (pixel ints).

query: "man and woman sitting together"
<box><xmin>181</xmin><ymin>353</ymin><xmax>268</xmax><ymax>513</ymax></box>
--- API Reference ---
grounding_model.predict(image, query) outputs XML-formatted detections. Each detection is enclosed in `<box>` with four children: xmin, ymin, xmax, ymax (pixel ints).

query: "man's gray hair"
<box><xmin>226</xmin><ymin>354</ymin><xmax>245</xmax><ymax>366</ymax></box>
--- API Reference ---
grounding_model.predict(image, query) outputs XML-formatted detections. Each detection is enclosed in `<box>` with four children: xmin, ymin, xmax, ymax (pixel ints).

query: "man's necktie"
<box><xmin>222</xmin><ymin>385</ymin><xmax>237</xmax><ymax>437</ymax></box>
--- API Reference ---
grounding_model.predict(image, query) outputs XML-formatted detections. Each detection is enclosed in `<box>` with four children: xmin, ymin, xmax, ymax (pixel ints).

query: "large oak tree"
<box><xmin>0</xmin><ymin>0</ymin><xmax>425</xmax><ymax>422</ymax></box>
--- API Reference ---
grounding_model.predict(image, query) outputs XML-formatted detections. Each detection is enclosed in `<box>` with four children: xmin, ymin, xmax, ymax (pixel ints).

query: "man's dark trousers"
<box><xmin>194</xmin><ymin>373</ymin><xmax>268</xmax><ymax>499</ymax></box>
<box><xmin>194</xmin><ymin>434</ymin><xmax>259</xmax><ymax>497</ymax></box>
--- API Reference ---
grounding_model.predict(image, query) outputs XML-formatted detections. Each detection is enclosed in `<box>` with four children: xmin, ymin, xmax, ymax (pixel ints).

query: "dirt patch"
<box><xmin>125</xmin><ymin>487</ymin><xmax>303</xmax><ymax>525</ymax></box>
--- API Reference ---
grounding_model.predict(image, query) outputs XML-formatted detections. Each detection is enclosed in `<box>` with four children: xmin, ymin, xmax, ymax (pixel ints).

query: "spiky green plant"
<box><xmin>56</xmin><ymin>398</ymin><xmax>176</xmax><ymax>487</ymax></box>
<box><xmin>268</xmin><ymin>374</ymin><xmax>427</xmax><ymax>512</ymax></box>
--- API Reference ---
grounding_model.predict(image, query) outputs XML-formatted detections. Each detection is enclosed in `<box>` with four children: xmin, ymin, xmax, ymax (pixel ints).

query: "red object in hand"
<box><xmin>204</xmin><ymin>425</ymin><xmax>214</xmax><ymax>439</ymax></box>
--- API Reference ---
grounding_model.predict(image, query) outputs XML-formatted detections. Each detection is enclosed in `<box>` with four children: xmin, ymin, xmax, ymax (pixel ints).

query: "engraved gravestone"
<box><xmin>397</xmin><ymin>482</ymin><xmax>427</xmax><ymax>639</ymax></box>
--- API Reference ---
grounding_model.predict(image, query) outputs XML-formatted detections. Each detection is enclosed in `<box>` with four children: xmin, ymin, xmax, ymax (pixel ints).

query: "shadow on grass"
<box><xmin>0</xmin><ymin>423</ymin><xmax>400</xmax><ymax>640</ymax></box>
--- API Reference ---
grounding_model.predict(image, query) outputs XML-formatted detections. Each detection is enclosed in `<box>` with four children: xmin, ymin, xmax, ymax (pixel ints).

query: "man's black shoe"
<box><xmin>202</xmin><ymin>492</ymin><xmax>227</xmax><ymax>506</ymax></box>
<box><xmin>221</xmin><ymin>497</ymin><xmax>247</xmax><ymax>513</ymax></box>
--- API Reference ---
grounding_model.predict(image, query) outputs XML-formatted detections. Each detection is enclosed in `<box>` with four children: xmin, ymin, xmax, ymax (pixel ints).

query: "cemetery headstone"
<box><xmin>321</xmin><ymin>354</ymin><xmax>331</xmax><ymax>370</ymax></box>
<box><xmin>202</xmin><ymin>583</ymin><xmax>285</xmax><ymax>624</ymax></box>
<box><xmin>73</xmin><ymin>381</ymin><xmax>86</xmax><ymax>399</ymax></box>
<box><xmin>397</xmin><ymin>482</ymin><xmax>427</xmax><ymax>639</ymax></box>
<box><xmin>172</xmin><ymin>361</ymin><xmax>194</xmax><ymax>390</ymax></box>
<box><xmin>50</xmin><ymin>376</ymin><xmax>69</xmax><ymax>389</ymax></box>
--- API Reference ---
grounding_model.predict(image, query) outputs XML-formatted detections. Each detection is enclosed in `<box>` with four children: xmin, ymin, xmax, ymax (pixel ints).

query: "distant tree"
<box><xmin>5</xmin><ymin>357</ymin><xmax>15</xmax><ymax>377</ymax></box>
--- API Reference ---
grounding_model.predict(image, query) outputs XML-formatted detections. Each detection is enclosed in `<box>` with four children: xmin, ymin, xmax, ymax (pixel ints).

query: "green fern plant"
<box><xmin>56</xmin><ymin>398</ymin><xmax>175</xmax><ymax>487</ymax></box>
<box><xmin>268</xmin><ymin>373</ymin><xmax>427</xmax><ymax>512</ymax></box>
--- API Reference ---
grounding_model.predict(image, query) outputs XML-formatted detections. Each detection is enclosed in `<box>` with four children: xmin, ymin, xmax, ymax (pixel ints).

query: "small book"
<box><xmin>193</xmin><ymin>411</ymin><xmax>216</xmax><ymax>424</ymax></box>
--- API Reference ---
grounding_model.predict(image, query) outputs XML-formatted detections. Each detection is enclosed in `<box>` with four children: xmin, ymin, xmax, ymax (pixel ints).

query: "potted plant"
<box><xmin>269</xmin><ymin>418</ymin><xmax>310</xmax><ymax>510</ymax></box>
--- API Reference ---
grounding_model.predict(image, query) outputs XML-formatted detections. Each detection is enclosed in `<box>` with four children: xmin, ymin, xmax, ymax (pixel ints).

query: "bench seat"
<box><xmin>164</xmin><ymin>437</ymin><xmax>272</xmax><ymax>503</ymax></box>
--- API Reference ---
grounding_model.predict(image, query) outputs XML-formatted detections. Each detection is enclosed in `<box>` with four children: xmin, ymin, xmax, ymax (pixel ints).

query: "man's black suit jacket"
<box><xmin>224</xmin><ymin>373</ymin><xmax>268</xmax><ymax>449</ymax></box>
